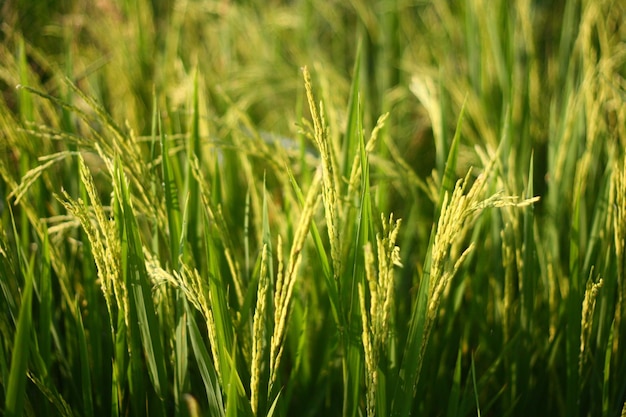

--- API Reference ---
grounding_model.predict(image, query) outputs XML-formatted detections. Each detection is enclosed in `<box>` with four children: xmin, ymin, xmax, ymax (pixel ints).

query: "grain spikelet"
<box><xmin>302</xmin><ymin>66</ymin><xmax>341</xmax><ymax>279</ymax></box>
<box><xmin>426</xmin><ymin>169</ymin><xmax>539</xmax><ymax>344</ymax></box>
<box><xmin>149</xmin><ymin>259</ymin><xmax>222</xmax><ymax>380</ymax></box>
<box><xmin>579</xmin><ymin>274</ymin><xmax>603</xmax><ymax>373</ymax></box>
<box><xmin>251</xmin><ymin>244</ymin><xmax>269</xmax><ymax>415</ymax></box>
<box><xmin>360</xmin><ymin>214</ymin><xmax>403</xmax><ymax>417</ymax></box>
<box><xmin>60</xmin><ymin>155</ymin><xmax>125</xmax><ymax>327</ymax></box>
<box><xmin>269</xmin><ymin>172</ymin><xmax>321</xmax><ymax>387</ymax></box>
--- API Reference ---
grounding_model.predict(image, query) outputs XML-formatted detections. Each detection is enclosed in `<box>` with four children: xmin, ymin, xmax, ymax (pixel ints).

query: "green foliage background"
<box><xmin>1</xmin><ymin>0</ymin><xmax>625</xmax><ymax>416</ymax></box>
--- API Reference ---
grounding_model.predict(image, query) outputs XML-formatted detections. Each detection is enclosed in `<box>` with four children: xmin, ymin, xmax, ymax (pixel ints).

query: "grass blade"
<box><xmin>341</xmin><ymin>41</ymin><xmax>362</xmax><ymax>180</ymax></box>
<box><xmin>37</xmin><ymin>226</ymin><xmax>52</xmax><ymax>374</ymax></box>
<box><xmin>187</xmin><ymin>304</ymin><xmax>225</xmax><ymax>417</ymax></box>
<box><xmin>114</xmin><ymin>159</ymin><xmax>168</xmax><ymax>406</ymax></box>
<box><xmin>471</xmin><ymin>353</ymin><xmax>482</xmax><ymax>417</ymax></box>
<box><xmin>5</xmin><ymin>209</ymin><xmax>34</xmax><ymax>417</ymax></box>
<box><xmin>75</xmin><ymin>300</ymin><xmax>94</xmax><ymax>417</ymax></box>
<box><xmin>343</xmin><ymin>94</ymin><xmax>370</xmax><ymax>417</ymax></box>
<box><xmin>185</xmin><ymin>68</ymin><xmax>202</xmax><ymax>263</ymax></box>
<box><xmin>159</xmin><ymin>113</ymin><xmax>182</xmax><ymax>269</ymax></box>
<box><xmin>446</xmin><ymin>348</ymin><xmax>463</xmax><ymax>417</ymax></box>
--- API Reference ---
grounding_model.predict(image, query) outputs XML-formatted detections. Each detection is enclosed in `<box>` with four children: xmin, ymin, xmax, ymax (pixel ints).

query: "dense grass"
<box><xmin>1</xmin><ymin>0</ymin><xmax>625</xmax><ymax>416</ymax></box>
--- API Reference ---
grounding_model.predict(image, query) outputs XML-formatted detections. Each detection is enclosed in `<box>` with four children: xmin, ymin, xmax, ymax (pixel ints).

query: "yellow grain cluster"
<box><xmin>428</xmin><ymin>169</ymin><xmax>538</xmax><ymax>333</ymax></box>
<box><xmin>612</xmin><ymin>156</ymin><xmax>626</xmax><ymax>280</ymax></box>
<box><xmin>610</xmin><ymin>155</ymin><xmax>626</xmax><ymax>355</ymax></box>
<box><xmin>149</xmin><ymin>259</ymin><xmax>222</xmax><ymax>381</ymax></box>
<box><xmin>579</xmin><ymin>274</ymin><xmax>603</xmax><ymax>373</ymax></box>
<box><xmin>60</xmin><ymin>155</ymin><xmax>125</xmax><ymax>328</ymax></box>
<box><xmin>302</xmin><ymin>66</ymin><xmax>341</xmax><ymax>280</ymax></box>
<box><xmin>251</xmin><ymin>244</ymin><xmax>269</xmax><ymax>415</ymax></box>
<box><xmin>359</xmin><ymin>213</ymin><xmax>403</xmax><ymax>417</ymax></box>
<box><xmin>269</xmin><ymin>172</ymin><xmax>321</xmax><ymax>388</ymax></box>
<box><xmin>347</xmin><ymin>112</ymin><xmax>389</xmax><ymax>195</ymax></box>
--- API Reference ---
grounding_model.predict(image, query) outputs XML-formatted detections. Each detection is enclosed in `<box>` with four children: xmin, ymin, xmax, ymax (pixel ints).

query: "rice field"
<box><xmin>1</xmin><ymin>1</ymin><xmax>625</xmax><ymax>416</ymax></box>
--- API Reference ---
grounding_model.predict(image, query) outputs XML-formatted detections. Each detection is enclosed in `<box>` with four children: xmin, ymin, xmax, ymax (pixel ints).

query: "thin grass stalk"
<box><xmin>185</xmin><ymin>69</ymin><xmax>203</xmax><ymax>265</ymax></box>
<box><xmin>4</xmin><ymin>210</ymin><xmax>34</xmax><ymax>417</ymax></box>
<box><xmin>189</xmin><ymin>155</ymin><xmax>244</xmax><ymax>308</ymax></box>
<box><xmin>159</xmin><ymin>113</ymin><xmax>182</xmax><ymax>269</ymax></box>
<box><xmin>74</xmin><ymin>298</ymin><xmax>95</xmax><ymax>417</ymax></box>
<box><xmin>342</xmin><ymin>87</ymin><xmax>377</xmax><ymax>417</ymax></box>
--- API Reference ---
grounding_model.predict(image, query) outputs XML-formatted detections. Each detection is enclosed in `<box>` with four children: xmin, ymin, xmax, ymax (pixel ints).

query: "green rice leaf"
<box><xmin>75</xmin><ymin>300</ymin><xmax>94</xmax><ymax>417</ymax></box>
<box><xmin>342</xmin><ymin>41</ymin><xmax>362</xmax><ymax>180</ymax></box>
<box><xmin>287</xmin><ymin>167</ymin><xmax>340</xmax><ymax>325</ymax></box>
<box><xmin>471</xmin><ymin>353</ymin><xmax>482</xmax><ymax>417</ymax></box>
<box><xmin>38</xmin><ymin>226</ymin><xmax>52</xmax><ymax>371</ymax></box>
<box><xmin>5</xmin><ymin>208</ymin><xmax>34</xmax><ymax>417</ymax></box>
<box><xmin>114</xmin><ymin>159</ymin><xmax>168</xmax><ymax>403</ymax></box>
<box><xmin>185</xmin><ymin>68</ymin><xmax>202</xmax><ymax>262</ymax></box>
<box><xmin>174</xmin><ymin>292</ymin><xmax>189</xmax><ymax>412</ymax></box>
<box><xmin>28</xmin><ymin>371</ymin><xmax>75</xmax><ymax>417</ymax></box>
<box><xmin>446</xmin><ymin>348</ymin><xmax>463</xmax><ymax>417</ymax></box>
<box><xmin>160</xmin><ymin>114</ymin><xmax>182</xmax><ymax>269</ymax></box>
<box><xmin>343</xmin><ymin>93</ymin><xmax>369</xmax><ymax>417</ymax></box>
<box><xmin>521</xmin><ymin>153</ymin><xmax>536</xmax><ymax>331</ymax></box>
<box><xmin>187</xmin><ymin>305</ymin><xmax>225</xmax><ymax>417</ymax></box>
<box><xmin>438</xmin><ymin>98</ymin><xmax>466</xmax><ymax>217</ymax></box>
<box><xmin>602</xmin><ymin>321</ymin><xmax>614</xmax><ymax>417</ymax></box>
<box><xmin>224</xmin><ymin>338</ymin><xmax>252</xmax><ymax>417</ymax></box>
<box><xmin>202</xmin><ymin>208</ymin><xmax>235</xmax><ymax>388</ymax></box>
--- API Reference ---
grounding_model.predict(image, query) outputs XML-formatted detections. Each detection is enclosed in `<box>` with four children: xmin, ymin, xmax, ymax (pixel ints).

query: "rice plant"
<box><xmin>1</xmin><ymin>1</ymin><xmax>625</xmax><ymax>416</ymax></box>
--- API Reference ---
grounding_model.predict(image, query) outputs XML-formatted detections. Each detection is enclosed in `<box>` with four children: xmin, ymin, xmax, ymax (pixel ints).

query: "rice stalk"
<box><xmin>150</xmin><ymin>256</ymin><xmax>223</xmax><ymax>385</ymax></box>
<box><xmin>359</xmin><ymin>213</ymin><xmax>403</xmax><ymax>417</ymax></box>
<box><xmin>427</xmin><ymin>170</ymin><xmax>537</xmax><ymax>328</ymax></box>
<box><xmin>9</xmin><ymin>151</ymin><xmax>74</xmax><ymax>205</ymax></box>
<box><xmin>347</xmin><ymin>113</ymin><xmax>389</xmax><ymax>198</ymax></box>
<box><xmin>59</xmin><ymin>154</ymin><xmax>124</xmax><ymax>328</ymax></box>
<box><xmin>4</xmin><ymin>222</ymin><xmax>34</xmax><ymax>417</ymax></box>
<box><xmin>189</xmin><ymin>156</ymin><xmax>244</xmax><ymax>307</ymax></box>
<box><xmin>358</xmin><ymin>281</ymin><xmax>375</xmax><ymax>417</ymax></box>
<box><xmin>579</xmin><ymin>272</ymin><xmax>603</xmax><ymax>374</ymax></box>
<box><xmin>251</xmin><ymin>243</ymin><xmax>269</xmax><ymax>415</ymax></box>
<box><xmin>269</xmin><ymin>170</ymin><xmax>321</xmax><ymax>388</ymax></box>
<box><xmin>302</xmin><ymin>66</ymin><xmax>341</xmax><ymax>280</ymax></box>
<box><xmin>610</xmin><ymin>154</ymin><xmax>626</xmax><ymax>357</ymax></box>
